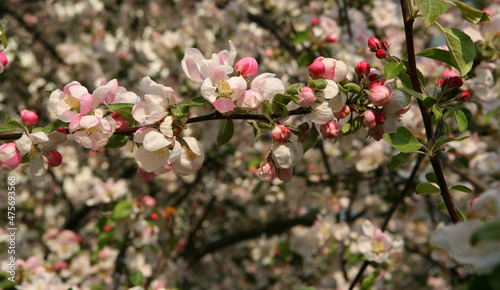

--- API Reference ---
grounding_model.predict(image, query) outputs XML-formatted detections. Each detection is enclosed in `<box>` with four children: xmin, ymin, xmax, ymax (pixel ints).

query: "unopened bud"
<box><xmin>47</xmin><ymin>150</ymin><xmax>62</xmax><ymax>167</ymax></box>
<box><xmin>320</xmin><ymin>121</ymin><xmax>339</xmax><ymax>139</ymax></box>
<box><xmin>355</xmin><ymin>61</ymin><xmax>370</xmax><ymax>76</ymax></box>
<box><xmin>271</xmin><ymin>125</ymin><xmax>291</xmax><ymax>143</ymax></box>
<box><xmin>235</xmin><ymin>57</ymin><xmax>259</xmax><ymax>77</ymax></box>
<box><xmin>326</xmin><ymin>35</ymin><xmax>337</xmax><ymax>42</ymax></box>
<box><xmin>311</xmin><ymin>17</ymin><xmax>318</xmax><ymax>26</ymax></box>
<box><xmin>299</xmin><ymin>87</ymin><xmax>316</xmax><ymax>107</ymax></box>
<box><xmin>442</xmin><ymin>69</ymin><xmax>459</xmax><ymax>80</ymax></box>
<box><xmin>459</xmin><ymin>92</ymin><xmax>471</xmax><ymax>102</ymax></box>
<box><xmin>375</xmin><ymin>112</ymin><xmax>385</xmax><ymax>125</ymax></box>
<box><xmin>448</xmin><ymin>76</ymin><xmax>463</xmax><ymax>88</ymax></box>
<box><xmin>363</xmin><ymin>110</ymin><xmax>377</xmax><ymax>128</ymax></box>
<box><xmin>0</xmin><ymin>51</ymin><xmax>7</xmax><ymax>73</ymax></box>
<box><xmin>375</xmin><ymin>49</ymin><xmax>387</xmax><ymax>59</ymax></box>
<box><xmin>308</xmin><ymin>60</ymin><xmax>326</xmax><ymax>79</ymax></box>
<box><xmin>257</xmin><ymin>160</ymin><xmax>275</xmax><ymax>181</ymax></box>
<box><xmin>368</xmin><ymin>37</ymin><xmax>382</xmax><ymax>51</ymax></box>
<box><xmin>370</xmin><ymin>85</ymin><xmax>391</xmax><ymax>106</ymax></box>
<box><xmin>334</xmin><ymin>105</ymin><xmax>351</xmax><ymax>119</ymax></box>
<box><xmin>20</xmin><ymin>110</ymin><xmax>38</xmax><ymax>126</ymax></box>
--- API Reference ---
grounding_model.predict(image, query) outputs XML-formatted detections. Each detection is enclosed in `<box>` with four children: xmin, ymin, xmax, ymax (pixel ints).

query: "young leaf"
<box><xmin>273</xmin><ymin>93</ymin><xmax>292</xmax><ymax>105</ymax></box>
<box><xmin>471</xmin><ymin>221</ymin><xmax>500</xmax><ymax>246</ymax></box>
<box><xmin>438</xmin><ymin>202</ymin><xmax>447</xmax><ymax>210</ymax></box>
<box><xmin>434</xmin><ymin>135</ymin><xmax>469</xmax><ymax>149</ymax></box>
<box><xmin>170</xmin><ymin>104</ymin><xmax>189</xmax><ymax>120</ymax></box>
<box><xmin>272</xmin><ymin>101</ymin><xmax>289</xmax><ymax>120</ymax></box>
<box><xmin>416</xmin><ymin>183</ymin><xmax>441</xmax><ymax>194</ymax></box>
<box><xmin>384</xmin><ymin>62</ymin><xmax>404</xmax><ymax>79</ymax></box>
<box><xmin>111</xmin><ymin>201</ymin><xmax>133</xmax><ymax>220</ymax></box>
<box><xmin>398</xmin><ymin>87</ymin><xmax>436</xmax><ymax>107</ymax></box>
<box><xmin>314</xmin><ymin>79</ymin><xmax>328</xmax><ymax>90</ymax></box>
<box><xmin>293</xmin><ymin>31</ymin><xmax>309</xmax><ymax>45</ymax></box>
<box><xmin>107</xmin><ymin>103</ymin><xmax>136</xmax><ymax>124</ymax></box>
<box><xmin>182</xmin><ymin>96</ymin><xmax>210</xmax><ymax>107</ymax></box>
<box><xmin>361</xmin><ymin>270</ymin><xmax>380</xmax><ymax>290</ymax></box>
<box><xmin>438</xmin><ymin>25</ymin><xmax>476</xmax><ymax>77</ymax></box>
<box><xmin>416</xmin><ymin>0</ymin><xmax>450</xmax><ymax>27</ymax></box>
<box><xmin>448</xmin><ymin>1</ymin><xmax>491</xmax><ymax>24</ymax></box>
<box><xmin>0</xmin><ymin>124</ymin><xmax>17</xmax><ymax>132</ymax></box>
<box><xmin>452</xmin><ymin>109</ymin><xmax>468</xmax><ymax>132</ymax></box>
<box><xmin>390</xmin><ymin>152</ymin><xmax>414</xmax><ymax>171</ymax></box>
<box><xmin>36</xmin><ymin>119</ymin><xmax>70</xmax><ymax>133</ymax></box>
<box><xmin>456</xmin><ymin>207</ymin><xmax>467</xmax><ymax>221</ymax></box>
<box><xmin>0</xmin><ymin>23</ymin><xmax>7</xmax><ymax>49</ymax></box>
<box><xmin>425</xmin><ymin>172</ymin><xmax>438</xmax><ymax>183</ymax></box>
<box><xmin>431</xmin><ymin>105</ymin><xmax>442</xmax><ymax>123</ymax></box>
<box><xmin>131</xmin><ymin>270</ymin><xmax>145</xmax><ymax>286</ymax></box>
<box><xmin>449</xmin><ymin>184</ymin><xmax>473</xmax><ymax>193</ymax></box>
<box><xmin>104</xmin><ymin>135</ymin><xmax>129</xmax><ymax>149</ymax></box>
<box><xmin>416</xmin><ymin>48</ymin><xmax>454</xmax><ymax>67</ymax></box>
<box><xmin>303</xmin><ymin>125</ymin><xmax>318</xmax><ymax>153</ymax></box>
<box><xmin>383</xmin><ymin>126</ymin><xmax>422</xmax><ymax>153</ymax></box>
<box><xmin>262</xmin><ymin>100</ymin><xmax>273</xmax><ymax>123</ymax></box>
<box><xmin>217</xmin><ymin>119</ymin><xmax>234</xmax><ymax>147</ymax></box>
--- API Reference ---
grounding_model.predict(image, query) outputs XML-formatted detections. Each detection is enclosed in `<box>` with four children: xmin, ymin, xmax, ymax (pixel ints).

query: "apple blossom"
<box><xmin>313</xmin><ymin>57</ymin><xmax>348</xmax><ymax>82</ymax></box>
<box><xmin>132</xmin><ymin>76</ymin><xmax>178</xmax><ymax>124</ymax></box>
<box><xmin>363</xmin><ymin>110</ymin><xmax>377</xmax><ymax>128</ymax></box>
<box><xmin>272</xmin><ymin>135</ymin><xmax>303</xmax><ymax>169</ymax></box>
<box><xmin>0</xmin><ymin>142</ymin><xmax>22</xmax><ymax>171</ymax></box>
<box><xmin>49</xmin><ymin>81</ymin><xmax>94</xmax><ymax>122</ymax></box>
<box><xmin>20</xmin><ymin>110</ymin><xmax>38</xmax><ymax>126</ymax></box>
<box><xmin>235</xmin><ymin>57</ymin><xmax>258</xmax><ymax>77</ymax></box>
<box><xmin>271</xmin><ymin>124</ymin><xmax>291</xmax><ymax>143</ymax></box>
<box><xmin>134</xmin><ymin>128</ymin><xmax>181</xmax><ymax>173</ymax></box>
<box><xmin>70</xmin><ymin>115</ymin><xmax>115</xmax><ymax>150</ymax></box>
<box><xmin>356</xmin><ymin>219</ymin><xmax>403</xmax><ymax>263</ymax></box>
<box><xmin>320</xmin><ymin>121</ymin><xmax>339</xmax><ymax>139</ymax></box>
<box><xmin>370</xmin><ymin>85</ymin><xmax>391</xmax><ymax>106</ymax></box>
<box><xmin>0</xmin><ymin>51</ymin><xmax>7</xmax><ymax>73</ymax></box>
<box><xmin>299</xmin><ymin>86</ymin><xmax>316</xmax><ymax>107</ymax></box>
<box><xmin>171</xmin><ymin>137</ymin><xmax>205</xmax><ymax>176</ymax></box>
<box><xmin>200</xmin><ymin>68</ymin><xmax>246</xmax><ymax>113</ymax></box>
<box><xmin>257</xmin><ymin>159</ymin><xmax>275</xmax><ymax>181</ymax></box>
<box><xmin>236</xmin><ymin>89</ymin><xmax>263</xmax><ymax>111</ymax></box>
<box><xmin>250</xmin><ymin>73</ymin><xmax>285</xmax><ymax>102</ymax></box>
<box><xmin>14</xmin><ymin>132</ymin><xmax>51</xmax><ymax>182</ymax></box>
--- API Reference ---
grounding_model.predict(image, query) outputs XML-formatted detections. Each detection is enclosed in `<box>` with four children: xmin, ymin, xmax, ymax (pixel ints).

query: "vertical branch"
<box><xmin>399</xmin><ymin>0</ymin><xmax>460</xmax><ymax>224</ymax></box>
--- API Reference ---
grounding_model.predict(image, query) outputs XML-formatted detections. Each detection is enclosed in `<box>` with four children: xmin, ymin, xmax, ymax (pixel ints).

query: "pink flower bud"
<box><xmin>376</xmin><ymin>112</ymin><xmax>385</xmax><ymax>125</ymax></box>
<box><xmin>363</xmin><ymin>110</ymin><xmax>377</xmax><ymax>128</ymax></box>
<box><xmin>271</xmin><ymin>125</ymin><xmax>291</xmax><ymax>143</ymax></box>
<box><xmin>0</xmin><ymin>51</ymin><xmax>7</xmax><ymax>67</ymax></box>
<box><xmin>237</xmin><ymin>90</ymin><xmax>263</xmax><ymax>111</ymax></box>
<box><xmin>0</xmin><ymin>142</ymin><xmax>22</xmax><ymax>171</ymax></box>
<box><xmin>320</xmin><ymin>121</ymin><xmax>339</xmax><ymax>139</ymax></box>
<box><xmin>308</xmin><ymin>60</ymin><xmax>325</xmax><ymax>78</ymax></box>
<box><xmin>299</xmin><ymin>87</ymin><xmax>317</xmax><ymax>107</ymax></box>
<box><xmin>311</xmin><ymin>17</ymin><xmax>318</xmax><ymax>26</ymax></box>
<box><xmin>375</xmin><ymin>49</ymin><xmax>387</xmax><ymax>59</ymax></box>
<box><xmin>442</xmin><ymin>69</ymin><xmax>459</xmax><ymax>80</ymax></box>
<box><xmin>355</xmin><ymin>61</ymin><xmax>370</xmax><ymax>76</ymax></box>
<box><xmin>368</xmin><ymin>37</ymin><xmax>382</xmax><ymax>51</ymax></box>
<box><xmin>235</xmin><ymin>57</ymin><xmax>259</xmax><ymax>77</ymax></box>
<box><xmin>56</xmin><ymin>127</ymin><xmax>68</xmax><ymax>134</ymax></box>
<box><xmin>326</xmin><ymin>35</ymin><xmax>337</xmax><ymax>42</ymax></box>
<box><xmin>277</xmin><ymin>168</ymin><xmax>293</xmax><ymax>181</ymax></box>
<box><xmin>151</xmin><ymin>212</ymin><xmax>159</xmax><ymax>220</ymax></box>
<box><xmin>47</xmin><ymin>150</ymin><xmax>62</xmax><ymax>167</ymax></box>
<box><xmin>334</xmin><ymin>105</ymin><xmax>351</xmax><ymax>119</ymax></box>
<box><xmin>141</xmin><ymin>195</ymin><xmax>157</xmax><ymax>208</ymax></box>
<box><xmin>111</xmin><ymin>112</ymin><xmax>130</xmax><ymax>129</ymax></box>
<box><xmin>20</xmin><ymin>110</ymin><xmax>38</xmax><ymax>126</ymax></box>
<box><xmin>368</xmin><ymin>80</ymin><xmax>383</xmax><ymax>89</ymax></box>
<box><xmin>370</xmin><ymin>85</ymin><xmax>391</xmax><ymax>106</ymax></box>
<box><xmin>257</xmin><ymin>160</ymin><xmax>275</xmax><ymax>181</ymax></box>
<box><xmin>459</xmin><ymin>92</ymin><xmax>471</xmax><ymax>102</ymax></box>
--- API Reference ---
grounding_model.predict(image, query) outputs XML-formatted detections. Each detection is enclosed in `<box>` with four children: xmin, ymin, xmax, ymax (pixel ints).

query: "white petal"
<box><xmin>29</xmin><ymin>132</ymin><xmax>49</xmax><ymax>143</ymax></box>
<box><xmin>169</xmin><ymin>139</ymin><xmax>182</xmax><ymax>163</ymax></box>
<box><xmin>14</xmin><ymin>133</ymin><xmax>32</xmax><ymax>156</ymax></box>
<box><xmin>143</xmin><ymin>130</ymin><xmax>170</xmax><ymax>152</ymax></box>
<box><xmin>80</xmin><ymin>115</ymin><xmax>100</xmax><ymax>129</ymax></box>
<box><xmin>159</xmin><ymin>116</ymin><xmax>174</xmax><ymax>138</ymax></box>
<box><xmin>30</xmin><ymin>156</ymin><xmax>48</xmax><ymax>183</ymax></box>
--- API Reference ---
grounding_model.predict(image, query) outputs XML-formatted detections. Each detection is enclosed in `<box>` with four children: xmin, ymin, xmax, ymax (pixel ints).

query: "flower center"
<box><xmin>64</xmin><ymin>95</ymin><xmax>81</xmax><ymax>112</ymax></box>
<box><xmin>216</xmin><ymin>79</ymin><xmax>234</xmax><ymax>98</ymax></box>
<box><xmin>372</xmin><ymin>240</ymin><xmax>385</xmax><ymax>255</ymax></box>
<box><xmin>153</xmin><ymin>147</ymin><xmax>168</xmax><ymax>159</ymax></box>
<box><xmin>85</xmin><ymin>126</ymin><xmax>100</xmax><ymax>135</ymax></box>
<box><xmin>28</xmin><ymin>143</ymin><xmax>43</xmax><ymax>160</ymax></box>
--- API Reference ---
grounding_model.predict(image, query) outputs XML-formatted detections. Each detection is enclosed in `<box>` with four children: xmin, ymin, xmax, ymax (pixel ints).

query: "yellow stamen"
<box><xmin>153</xmin><ymin>147</ymin><xmax>168</xmax><ymax>160</ymax></box>
<box><xmin>215</xmin><ymin>79</ymin><xmax>234</xmax><ymax>98</ymax></box>
<box><xmin>85</xmin><ymin>126</ymin><xmax>100</xmax><ymax>135</ymax></box>
<box><xmin>64</xmin><ymin>95</ymin><xmax>81</xmax><ymax>112</ymax></box>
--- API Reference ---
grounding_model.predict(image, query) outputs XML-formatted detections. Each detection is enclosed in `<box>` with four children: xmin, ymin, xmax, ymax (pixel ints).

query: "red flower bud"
<box><xmin>459</xmin><ymin>92</ymin><xmax>471</xmax><ymax>102</ymax></box>
<box><xmin>47</xmin><ymin>150</ymin><xmax>62</xmax><ymax>167</ymax></box>
<box><xmin>311</xmin><ymin>17</ymin><xmax>318</xmax><ymax>26</ymax></box>
<box><xmin>375</xmin><ymin>49</ymin><xmax>387</xmax><ymax>59</ymax></box>
<box><xmin>355</xmin><ymin>61</ymin><xmax>371</xmax><ymax>76</ymax></box>
<box><xmin>20</xmin><ymin>110</ymin><xmax>38</xmax><ymax>126</ymax></box>
<box><xmin>376</xmin><ymin>112</ymin><xmax>385</xmax><ymax>125</ymax></box>
<box><xmin>368</xmin><ymin>37</ymin><xmax>382</xmax><ymax>52</ymax></box>
<box><xmin>308</xmin><ymin>60</ymin><xmax>326</xmax><ymax>78</ymax></box>
<box><xmin>326</xmin><ymin>35</ymin><xmax>337</xmax><ymax>43</ymax></box>
<box><xmin>334</xmin><ymin>105</ymin><xmax>351</xmax><ymax>120</ymax></box>
<box><xmin>271</xmin><ymin>125</ymin><xmax>291</xmax><ymax>143</ymax></box>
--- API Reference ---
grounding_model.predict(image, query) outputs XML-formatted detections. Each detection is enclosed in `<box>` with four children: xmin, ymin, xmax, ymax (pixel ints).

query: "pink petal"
<box><xmin>212</xmin><ymin>98</ymin><xmax>235</xmax><ymax>113</ymax></box>
<box><xmin>80</xmin><ymin>93</ymin><xmax>94</xmax><ymax>115</ymax></box>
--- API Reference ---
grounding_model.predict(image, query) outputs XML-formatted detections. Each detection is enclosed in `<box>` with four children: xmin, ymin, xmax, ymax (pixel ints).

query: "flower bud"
<box><xmin>299</xmin><ymin>87</ymin><xmax>316</xmax><ymax>107</ymax></box>
<box><xmin>56</xmin><ymin>127</ymin><xmax>68</xmax><ymax>134</ymax></box>
<box><xmin>355</xmin><ymin>61</ymin><xmax>370</xmax><ymax>76</ymax></box>
<box><xmin>271</xmin><ymin>124</ymin><xmax>291</xmax><ymax>143</ymax></box>
<box><xmin>257</xmin><ymin>160</ymin><xmax>275</xmax><ymax>181</ymax></box>
<box><xmin>363</xmin><ymin>110</ymin><xmax>377</xmax><ymax>128</ymax></box>
<box><xmin>442</xmin><ymin>69</ymin><xmax>459</xmax><ymax>80</ymax></box>
<box><xmin>311</xmin><ymin>17</ymin><xmax>318</xmax><ymax>26</ymax></box>
<box><xmin>459</xmin><ymin>92</ymin><xmax>471</xmax><ymax>102</ymax></box>
<box><xmin>375</xmin><ymin>49</ymin><xmax>387</xmax><ymax>59</ymax></box>
<box><xmin>370</xmin><ymin>126</ymin><xmax>385</xmax><ymax>141</ymax></box>
<box><xmin>103</xmin><ymin>225</ymin><xmax>112</xmax><ymax>232</ymax></box>
<box><xmin>0</xmin><ymin>142</ymin><xmax>22</xmax><ymax>171</ymax></box>
<box><xmin>334</xmin><ymin>105</ymin><xmax>351</xmax><ymax>119</ymax></box>
<box><xmin>20</xmin><ymin>110</ymin><xmax>38</xmax><ymax>126</ymax></box>
<box><xmin>368</xmin><ymin>80</ymin><xmax>383</xmax><ymax>89</ymax></box>
<box><xmin>448</xmin><ymin>76</ymin><xmax>463</xmax><ymax>88</ymax></box>
<box><xmin>237</xmin><ymin>90</ymin><xmax>263</xmax><ymax>111</ymax></box>
<box><xmin>0</xmin><ymin>51</ymin><xmax>7</xmax><ymax>73</ymax></box>
<box><xmin>277</xmin><ymin>168</ymin><xmax>293</xmax><ymax>181</ymax></box>
<box><xmin>326</xmin><ymin>35</ymin><xmax>337</xmax><ymax>42</ymax></box>
<box><xmin>308</xmin><ymin>60</ymin><xmax>325</xmax><ymax>78</ymax></box>
<box><xmin>369</xmin><ymin>85</ymin><xmax>391</xmax><ymax>106</ymax></box>
<box><xmin>320</xmin><ymin>121</ymin><xmax>339</xmax><ymax>139</ymax></box>
<box><xmin>375</xmin><ymin>112</ymin><xmax>385</xmax><ymax>125</ymax></box>
<box><xmin>235</xmin><ymin>57</ymin><xmax>259</xmax><ymax>77</ymax></box>
<box><xmin>47</xmin><ymin>150</ymin><xmax>62</xmax><ymax>167</ymax></box>
<box><xmin>368</xmin><ymin>37</ymin><xmax>382</xmax><ymax>51</ymax></box>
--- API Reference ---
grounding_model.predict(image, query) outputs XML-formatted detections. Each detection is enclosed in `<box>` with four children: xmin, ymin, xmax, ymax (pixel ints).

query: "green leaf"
<box><xmin>262</xmin><ymin>100</ymin><xmax>273</xmax><ymax>123</ymax></box>
<box><xmin>273</xmin><ymin>94</ymin><xmax>292</xmax><ymax>106</ymax></box>
<box><xmin>438</xmin><ymin>202</ymin><xmax>446</xmax><ymax>210</ymax></box>
<box><xmin>398</xmin><ymin>87</ymin><xmax>437</xmax><ymax>108</ymax></box>
<box><xmin>104</xmin><ymin>135</ymin><xmax>129</xmax><ymax>149</ymax></box>
<box><xmin>383</xmin><ymin>126</ymin><xmax>422</xmax><ymax>153</ymax></box>
<box><xmin>384</xmin><ymin>62</ymin><xmax>404</xmax><ymax>79</ymax></box>
<box><xmin>416</xmin><ymin>48</ymin><xmax>455</xmax><ymax>67</ymax></box>
<box><xmin>5</xmin><ymin>115</ymin><xmax>27</xmax><ymax>131</ymax></box>
<box><xmin>434</xmin><ymin>135</ymin><xmax>469</xmax><ymax>148</ymax></box>
<box><xmin>131</xmin><ymin>270</ymin><xmax>145</xmax><ymax>286</ymax></box>
<box><xmin>390</xmin><ymin>152</ymin><xmax>414</xmax><ymax>171</ymax></box>
<box><xmin>272</xmin><ymin>101</ymin><xmax>289</xmax><ymax>120</ymax></box>
<box><xmin>431</xmin><ymin>105</ymin><xmax>442</xmax><ymax>123</ymax></box>
<box><xmin>416</xmin><ymin>0</ymin><xmax>450</xmax><ymax>27</ymax></box>
<box><xmin>422</xmin><ymin>96</ymin><xmax>438</xmax><ymax>108</ymax></box>
<box><xmin>416</xmin><ymin>183</ymin><xmax>441</xmax><ymax>194</ymax></box>
<box><xmin>399</xmin><ymin>72</ymin><xmax>413</xmax><ymax>89</ymax></box>
<box><xmin>452</xmin><ymin>109</ymin><xmax>468</xmax><ymax>132</ymax></box>
<box><xmin>448</xmin><ymin>1</ymin><xmax>491</xmax><ymax>24</ymax></box>
<box><xmin>0</xmin><ymin>124</ymin><xmax>17</xmax><ymax>132</ymax></box>
<box><xmin>471</xmin><ymin>221</ymin><xmax>500</xmax><ymax>245</ymax></box>
<box><xmin>456</xmin><ymin>207</ymin><xmax>467</xmax><ymax>221</ymax></box>
<box><xmin>303</xmin><ymin>125</ymin><xmax>318</xmax><ymax>153</ymax></box>
<box><xmin>341</xmin><ymin>122</ymin><xmax>351</xmax><ymax>134</ymax></box>
<box><xmin>111</xmin><ymin>201</ymin><xmax>133</xmax><ymax>220</ymax></box>
<box><xmin>217</xmin><ymin>119</ymin><xmax>234</xmax><ymax>147</ymax></box>
<box><xmin>33</xmin><ymin>119</ymin><xmax>69</xmax><ymax>133</ymax></box>
<box><xmin>425</xmin><ymin>172</ymin><xmax>438</xmax><ymax>183</ymax></box>
<box><xmin>361</xmin><ymin>270</ymin><xmax>380</xmax><ymax>290</ymax></box>
<box><xmin>0</xmin><ymin>23</ymin><xmax>7</xmax><ymax>49</ymax></box>
<box><xmin>286</xmin><ymin>84</ymin><xmax>300</xmax><ymax>95</ymax></box>
<box><xmin>343</xmin><ymin>83</ymin><xmax>361</xmax><ymax>94</ymax></box>
<box><xmin>438</xmin><ymin>25</ymin><xmax>476</xmax><ymax>77</ymax></box>
<box><xmin>294</xmin><ymin>31</ymin><xmax>309</xmax><ymax>45</ymax></box>
<box><xmin>107</xmin><ymin>103</ymin><xmax>136</xmax><ymax>124</ymax></box>
<box><xmin>449</xmin><ymin>184</ymin><xmax>473</xmax><ymax>193</ymax></box>
<box><xmin>97</xmin><ymin>231</ymin><xmax>114</xmax><ymax>249</ymax></box>
<box><xmin>170</xmin><ymin>104</ymin><xmax>189</xmax><ymax>120</ymax></box>
<box><xmin>181</xmin><ymin>96</ymin><xmax>210</xmax><ymax>107</ymax></box>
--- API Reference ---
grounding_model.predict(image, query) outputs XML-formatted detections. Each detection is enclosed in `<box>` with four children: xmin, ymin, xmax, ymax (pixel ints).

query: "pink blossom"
<box><xmin>70</xmin><ymin>115</ymin><xmax>115</xmax><ymax>150</ymax></box>
<box><xmin>236</xmin><ymin>90</ymin><xmax>263</xmax><ymax>111</ymax></box>
<box><xmin>363</xmin><ymin>110</ymin><xmax>377</xmax><ymax>128</ymax></box>
<box><xmin>370</xmin><ymin>85</ymin><xmax>391</xmax><ymax>106</ymax></box>
<box><xmin>20</xmin><ymin>110</ymin><xmax>38</xmax><ymax>126</ymax></box>
<box><xmin>320</xmin><ymin>121</ymin><xmax>339</xmax><ymax>139</ymax></box>
<box><xmin>0</xmin><ymin>142</ymin><xmax>22</xmax><ymax>171</ymax></box>
<box><xmin>235</xmin><ymin>57</ymin><xmax>258</xmax><ymax>77</ymax></box>
<box><xmin>271</xmin><ymin>125</ymin><xmax>291</xmax><ymax>143</ymax></box>
<box><xmin>132</xmin><ymin>76</ymin><xmax>178</xmax><ymax>125</ymax></box>
<box><xmin>299</xmin><ymin>86</ymin><xmax>316</xmax><ymax>107</ymax></box>
<box><xmin>171</xmin><ymin>137</ymin><xmax>205</xmax><ymax>176</ymax></box>
<box><xmin>257</xmin><ymin>160</ymin><xmax>275</xmax><ymax>181</ymax></box>
<box><xmin>0</xmin><ymin>51</ymin><xmax>8</xmax><ymax>73</ymax></box>
<box><xmin>49</xmin><ymin>81</ymin><xmax>94</xmax><ymax>122</ymax></box>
